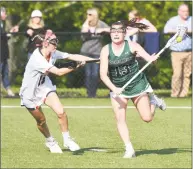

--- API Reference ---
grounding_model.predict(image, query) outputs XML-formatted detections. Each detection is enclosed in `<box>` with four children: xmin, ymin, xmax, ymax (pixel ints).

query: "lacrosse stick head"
<box><xmin>165</xmin><ymin>25</ymin><xmax>188</xmax><ymax>48</ymax></box>
<box><xmin>176</xmin><ymin>25</ymin><xmax>188</xmax><ymax>42</ymax></box>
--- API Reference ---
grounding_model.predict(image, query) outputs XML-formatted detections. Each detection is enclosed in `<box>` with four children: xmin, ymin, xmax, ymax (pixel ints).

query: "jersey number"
<box><xmin>38</xmin><ymin>75</ymin><xmax>45</xmax><ymax>86</ymax></box>
<box><xmin>113</xmin><ymin>65</ymin><xmax>130</xmax><ymax>77</ymax></box>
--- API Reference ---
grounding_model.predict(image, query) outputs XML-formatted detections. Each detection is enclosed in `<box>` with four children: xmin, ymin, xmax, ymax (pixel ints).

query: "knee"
<box><xmin>141</xmin><ymin>115</ymin><xmax>153</xmax><ymax>123</ymax></box>
<box><xmin>55</xmin><ymin>107</ymin><xmax>64</xmax><ymax>116</ymax></box>
<box><xmin>37</xmin><ymin>118</ymin><xmax>46</xmax><ymax>126</ymax></box>
<box><xmin>57</xmin><ymin>112</ymin><xmax>67</xmax><ymax>119</ymax></box>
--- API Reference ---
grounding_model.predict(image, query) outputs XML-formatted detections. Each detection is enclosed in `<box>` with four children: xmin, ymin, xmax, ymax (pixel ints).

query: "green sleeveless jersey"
<box><xmin>108</xmin><ymin>41</ymin><xmax>150</xmax><ymax>96</ymax></box>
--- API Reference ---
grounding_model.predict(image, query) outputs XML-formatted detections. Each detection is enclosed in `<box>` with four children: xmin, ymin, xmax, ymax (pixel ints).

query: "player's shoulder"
<box><xmin>30</xmin><ymin>48</ymin><xmax>43</xmax><ymax>61</ymax></box>
<box><xmin>128</xmin><ymin>40</ymin><xmax>138</xmax><ymax>47</ymax></box>
<box><xmin>127</xmin><ymin>40</ymin><xmax>140</xmax><ymax>53</ymax></box>
<box><xmin>102</xmin><ymin>44</ymin><xmax>109</xmax><ymax>50</ymax></box>
<box><xmin>100</xmin><ymin>44</ymin><xmax>109</xmax><ymax>55</ymax></box>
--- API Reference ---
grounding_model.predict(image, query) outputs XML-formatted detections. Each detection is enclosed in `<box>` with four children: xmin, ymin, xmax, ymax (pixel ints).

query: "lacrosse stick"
<box><xmin>113</xmin><ymin>25</ymin><xmax>187</xmax><ymax>97</ymax></box>
<box><xmin>55</xmin><ymin>59</ymin><xmax>100</xmax><ymax>69</ymax></box>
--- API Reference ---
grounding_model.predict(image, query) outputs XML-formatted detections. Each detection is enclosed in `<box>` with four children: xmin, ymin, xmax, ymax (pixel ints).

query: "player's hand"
<box><xmin>76</xmin><ymin>61</ymin><xmax>86</xmax><ymax>68</ymax></box>
<box><xmin>112</xmin><ymin>87</ymin><xmax>123</xmax><ymax>96</ymax></box>
<box><xmin>151</xmin><ymin>53</ymin><xmax>158</xmax><ymax>63</ymax></box>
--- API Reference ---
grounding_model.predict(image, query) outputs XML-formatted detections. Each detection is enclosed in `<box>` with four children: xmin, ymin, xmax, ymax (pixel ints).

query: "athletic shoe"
<box><xmin>45</xmin><ymin>140</ymin><xmax>63</xmax><ymax>153</ymax></box>
<box><xmin>150</xmin><ymin>94</ymin><xmax>167</xmax><ymax>111</ymax></box>
<box><xmin>64</xmin><ymin>137</ymin><xmax>80</xmax><ymax>151</ymax></box>
<box><xmin>123</xmin><ymin>149</ymin><xmax>136</xmax><ymax>158</ymax></box>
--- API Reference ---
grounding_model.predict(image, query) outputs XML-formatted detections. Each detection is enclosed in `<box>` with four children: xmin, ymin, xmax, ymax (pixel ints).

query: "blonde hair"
<box><xmin>87</xmin><ymin>8</ymin><xmax>99</xmax><ymax>27</ymax></box>
<box><xmin>27</xmin><ymin>17</ymin><xmax>45</xmax><ymax>28</ymax></box>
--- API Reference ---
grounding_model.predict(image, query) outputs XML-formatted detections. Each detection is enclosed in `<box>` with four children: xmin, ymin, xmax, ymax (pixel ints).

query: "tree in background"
<box><xmin>1</xmin><ymin>1</ymin><xmax>192</xmax><ymax>89</ymax></box>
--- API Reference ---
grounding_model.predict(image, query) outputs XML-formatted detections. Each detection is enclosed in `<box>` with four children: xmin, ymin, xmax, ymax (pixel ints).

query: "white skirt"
<box><xmin>110</xmin><ymin>85</ymin><xmax>153</xmax><ymax>99</ymax></box>
<box><xmin>20</xmin><ymin>77</ymin><xmax>56</xmax><ymax>109</ymax></box>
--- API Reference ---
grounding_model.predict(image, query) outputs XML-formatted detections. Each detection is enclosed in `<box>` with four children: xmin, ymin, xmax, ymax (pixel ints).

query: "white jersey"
<box><xmin>19</xmin><ymin>48</ymin><xmax>69</xmax><ymax>109</ymax></box>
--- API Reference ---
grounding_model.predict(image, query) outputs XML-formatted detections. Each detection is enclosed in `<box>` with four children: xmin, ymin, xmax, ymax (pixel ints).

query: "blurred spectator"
<box><xmin>26</xmin><ymin>9</ymin><xmax>46</xmax><ymax>59</ymax></box>
<box><xmin>0</xmin><ymin>6</ymin><xmax>19</xmax><ymax>97</ymax></box>
<box><xmin>164</xmin><ymin>4</ymin><xmax>192</xmax><ymax>98</ymax></box>
<box><xmin>128</xmin><ymin>10</ymin><xmax>157</xmax><ymax>31</ymax></box>
<box><xmin>80</xmin><ymin>8</ymin><xmax>110</xmax><ymax>98</ymax></box>
<box><xmin>126</xmin><ymin>9</ymin><xmax>157</xmax><ymax>42</ymax></box>
<box><xmin>125</xmin><ymin>10</ymin><xmax>159</xmax><ymax>55</ymax></box>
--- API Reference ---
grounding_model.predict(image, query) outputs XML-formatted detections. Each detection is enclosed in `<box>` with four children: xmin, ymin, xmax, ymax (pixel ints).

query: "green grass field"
<box><xmin>1</xmin><ymin>97</ymin><xmax>192</xmax><ymax>168</ymax></box>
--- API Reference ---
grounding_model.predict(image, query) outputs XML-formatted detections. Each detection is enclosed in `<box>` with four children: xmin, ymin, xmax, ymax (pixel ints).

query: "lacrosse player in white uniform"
<box><xmin>20</xmin><ymin>29</ymin><xmax>96</xmax><ymax>153</ymax></box>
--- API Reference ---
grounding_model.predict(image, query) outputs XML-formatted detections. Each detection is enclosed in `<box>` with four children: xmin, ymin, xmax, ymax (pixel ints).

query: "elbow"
<box><xmin>58</xmin><ymin>73</ymin><xmax>63</xmax><ymax>76</ymax></box>
<box><xmin>100</xmin><ymin>74</ymin><xmax>106</xmax><ymax>82</ymax></box>
<box><xmin>56</xmin><ymin>70</ymin><xmax>63</xmax><ymax>76</ymax></box>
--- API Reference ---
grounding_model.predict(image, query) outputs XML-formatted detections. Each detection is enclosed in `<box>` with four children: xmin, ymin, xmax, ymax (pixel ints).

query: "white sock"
<box><xmin>62</xmin><ymin>131</ymin><xmax>70</xmax><ymax>141</ymax></box>
<box><xmin>46</xmin><ymin>136</ymin><xmax>55</xmax><ymax>142</ymax></box>
<box><xmin>125</xmin><ymin>142</ymin><xmax>134</xmax><ymax>151</ymax></box>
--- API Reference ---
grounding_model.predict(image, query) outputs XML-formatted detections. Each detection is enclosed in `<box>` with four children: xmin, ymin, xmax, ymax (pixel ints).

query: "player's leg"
<box><xmin>27</xmin><ymin>107</ymin><xmax>62</xmax><ymax>153</ymax></box>
<box><xmin>45</xmin><ymin>92</ymin><xmax>80</xmax><ymax>151</ymax></box>
<box><xmin>132</xmin><ymin>93</ymin><xmax>154</xmax><ymax>122</ymax></box>
<box><xmin>28</xmin><ymin>107</ymin><xmax>50</xmax><ymax>137</ymax></box>
<box><xmin>149</xmin><ymin>93</ymin><xmax>166</xmax><ymax>111</ymax></box>
<box><xmin>110</xmin><ymin>95</ymin><xmax>135</xmax><ymax>158</ymax></box>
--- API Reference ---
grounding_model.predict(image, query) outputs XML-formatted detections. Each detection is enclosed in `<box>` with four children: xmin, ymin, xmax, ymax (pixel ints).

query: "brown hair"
<box><xmin>111</xmin><ymin>19</ymin><xmax>149</xmax><ymax>30</ymax></box>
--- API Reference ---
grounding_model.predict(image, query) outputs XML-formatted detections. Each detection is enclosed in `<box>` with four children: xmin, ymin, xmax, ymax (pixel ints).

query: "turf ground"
<box><xmin>1</xmin><ymin>97</ymin><xmax>192</xmax><ymax>168</ymax></box>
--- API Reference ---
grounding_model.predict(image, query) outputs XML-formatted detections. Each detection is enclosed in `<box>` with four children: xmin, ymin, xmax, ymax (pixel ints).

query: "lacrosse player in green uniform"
<box><xmin>100</xmin><ymin>20</ymin><xmax>166</xmax><ymax>158</ymax></box>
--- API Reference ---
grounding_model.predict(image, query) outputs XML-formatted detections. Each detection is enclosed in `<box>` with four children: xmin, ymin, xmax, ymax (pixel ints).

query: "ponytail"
<box><xmin>111</xmin><ymin>18</ymin><xmax>149</xmax><ymax>30</ymax></box>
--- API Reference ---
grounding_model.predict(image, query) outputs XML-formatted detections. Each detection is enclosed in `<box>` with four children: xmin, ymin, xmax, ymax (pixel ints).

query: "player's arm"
<box><xmin>53</xmin><ymin>50</ymin><xmax>98</xmax><ymax>62</ymax></box>
<box><xmin>100</xmin><ymin>45</ymin><xmax>117</xmax><ymax>92</ymax></box>
<box><xmin>129</xmin><ymin>41</ymin><xmax>157</xmax><ymax>62</ymax></box>
<box><xmin>47</xmin><ymin>65</ymin><xmax>83</xmax><ymax>76</ymax></box>
<box><xmin>67</xmin><ymin>54</ymin><xmax>98</xmax><ymax>62</ymax></box>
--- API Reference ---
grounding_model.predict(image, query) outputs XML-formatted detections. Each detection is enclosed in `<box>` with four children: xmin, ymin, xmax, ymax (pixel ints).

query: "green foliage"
<box><xmin>1</xmin><ymin>1</ymin><xmax>192</xmax><ymax>89</ymax></box>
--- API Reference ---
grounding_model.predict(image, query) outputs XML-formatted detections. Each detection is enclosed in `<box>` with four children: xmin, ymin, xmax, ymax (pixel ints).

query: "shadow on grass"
<box><xmin>136</xmin><ymin>148</ymin><xmax>192</xmax><ymax>156</ymax></box>
<box><xmin>62</xmin><ymin>147</ymin><xmax>113</xmax><ymax>156</ymax></box>
<box><xmin>62</xmin><ymin>147</ymin><xmax>191</xmax><ymax>156</ymax></box>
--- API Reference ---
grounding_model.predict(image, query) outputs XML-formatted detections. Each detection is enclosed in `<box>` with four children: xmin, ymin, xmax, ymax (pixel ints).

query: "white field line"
<box><xmin>1</xmin><ymin>105</ymin><xmax>192</xmax><ymax>109</ymax></box>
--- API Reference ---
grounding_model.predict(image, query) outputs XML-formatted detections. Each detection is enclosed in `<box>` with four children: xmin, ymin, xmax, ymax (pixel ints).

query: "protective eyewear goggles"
<box><xmin>47</xmin><ymin>38</ymin><xmax>59</xmax><ymax>46</ymax></box>
<box><xmin>110</xmin><ymin>28</ymin><xmax>126</xmax><ymax>33</ymax></box>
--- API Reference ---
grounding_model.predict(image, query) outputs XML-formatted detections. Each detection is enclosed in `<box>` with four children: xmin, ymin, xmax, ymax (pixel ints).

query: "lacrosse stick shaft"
<box><xmin>86</xmin><ymin>59</ymin><xmax>100</xmax><ymax>63</ymax></box>
<box><xmin>120</xmin><ymin>46</ymin><xmax>167</xmax><ymax>91</ymax></box>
